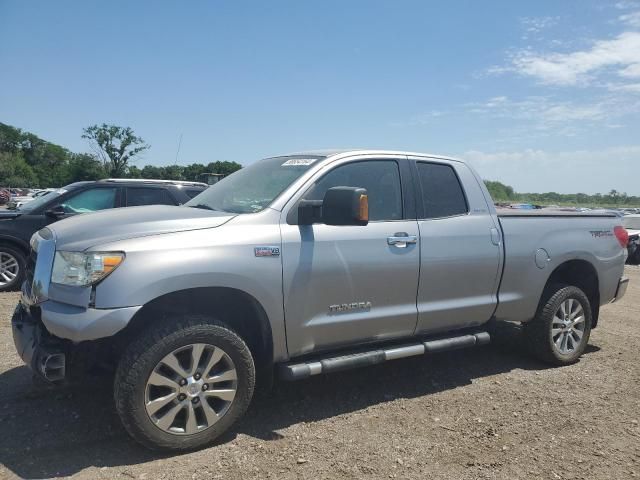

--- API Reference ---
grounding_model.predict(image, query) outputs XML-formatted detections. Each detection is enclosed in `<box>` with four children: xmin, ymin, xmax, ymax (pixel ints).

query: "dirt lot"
<box><xmin>0</xmin><ymin>268</ymin><xmax>638</xmax><ymax>480</ymax></box>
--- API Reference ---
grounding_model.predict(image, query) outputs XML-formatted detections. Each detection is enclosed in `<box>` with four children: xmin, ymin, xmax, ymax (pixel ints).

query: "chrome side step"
<box><xmin>279</xmin><ymin>331</ymin><xmax>490</xmax><ymax>381</ymax></box>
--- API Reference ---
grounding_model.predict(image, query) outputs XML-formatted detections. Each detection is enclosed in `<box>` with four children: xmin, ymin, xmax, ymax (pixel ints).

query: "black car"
<box><xmin>0</xmin><ymin>179</ymin><xmax>207</xmax><ymax>291</ymax></box>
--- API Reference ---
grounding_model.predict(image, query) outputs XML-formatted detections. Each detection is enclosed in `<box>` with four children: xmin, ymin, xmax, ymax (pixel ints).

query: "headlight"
<box><xmin>51</xmin><ymin>251</ymin><xmax>125</xmax><ymax>287</ymax></box>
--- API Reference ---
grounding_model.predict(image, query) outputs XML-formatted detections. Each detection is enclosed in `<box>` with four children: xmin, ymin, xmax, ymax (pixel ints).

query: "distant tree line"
<box><xmin>484</xmin><ymin>180</ymin><xmax>640</xmax><ymax>207</ymax></box>
<box><xmin>2</xmin><ymin>122</ymin><xmax>637</xmax><ymax>206</ymax></box>
<box><xmin>0</xmin><ymin>122</ymin><xmax>241</xmax><ymax>188</ymax></box>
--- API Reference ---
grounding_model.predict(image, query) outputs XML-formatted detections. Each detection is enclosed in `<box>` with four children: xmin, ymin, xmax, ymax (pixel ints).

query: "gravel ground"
<box><xmin>0</xmin><ymin>267</ymin><xmax>639</xmax><ymax>480</ymax></box>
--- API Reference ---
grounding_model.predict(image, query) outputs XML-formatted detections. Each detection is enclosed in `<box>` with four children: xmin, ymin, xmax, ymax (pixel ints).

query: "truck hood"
<box><xmin>49</xmin><ymin>205</ymin><xmax>236</xmax><ymax>251</ymax></box>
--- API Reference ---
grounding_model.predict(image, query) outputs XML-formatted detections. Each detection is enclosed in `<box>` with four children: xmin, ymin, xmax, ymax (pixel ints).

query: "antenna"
<box><xmin>174</xmin><ymin>133</ymin><xmax>183</xmax><ymax>165</ymax></box>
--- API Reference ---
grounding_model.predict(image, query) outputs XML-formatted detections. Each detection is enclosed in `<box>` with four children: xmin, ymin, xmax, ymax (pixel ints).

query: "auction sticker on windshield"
<box><xmin>282</xmin><ymin>158</ymin><xmax>317</xmax><ymax>166</ymax></box>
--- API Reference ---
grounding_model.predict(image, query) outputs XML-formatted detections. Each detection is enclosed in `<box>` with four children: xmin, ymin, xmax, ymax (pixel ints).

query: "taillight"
<box><xmin>614</xmin><ymin>226</ymin><xmax>629</xmax><ymax>248</ymax></box>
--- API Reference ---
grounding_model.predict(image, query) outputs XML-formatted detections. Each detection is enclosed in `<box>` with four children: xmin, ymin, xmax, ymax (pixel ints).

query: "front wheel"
<box><xmin>114</xmin><ymin>316</ymin><xmax>255</xmax><ymax>451</ymax></box>
<box><xmin>0</xmin><ymin>245</ymin><xmax>25</xmax><ymax>292</ymax></box>
<box><xmin>524</xmin><ymin>285</ymin><xmax>592</xmax><ymax>365</ymax></box>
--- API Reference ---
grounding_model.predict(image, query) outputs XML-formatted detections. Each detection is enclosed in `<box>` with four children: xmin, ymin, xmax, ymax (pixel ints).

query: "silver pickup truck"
<box><xmin>11</xmin><ymin>150</ymin><xmax>629</xmax><ymax>451</ymax></box>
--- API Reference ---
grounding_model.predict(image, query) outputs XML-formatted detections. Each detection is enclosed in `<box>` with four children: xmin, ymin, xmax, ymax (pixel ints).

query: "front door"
<box><xmin>281</xmin><ymin>157</ymin><xmax>420</xmax><ymax>357</ymax></box>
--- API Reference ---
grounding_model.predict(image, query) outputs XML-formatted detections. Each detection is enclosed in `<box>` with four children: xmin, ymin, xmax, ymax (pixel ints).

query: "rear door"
<box><xmin>281</xmin><ymin>156</ymin><xmax>421</xmax><ymax>357</ymax></box>
<box><xmin>410</xmin><ymin>157</ymin><xmax>502</xmax><ymax>334</ymax></box>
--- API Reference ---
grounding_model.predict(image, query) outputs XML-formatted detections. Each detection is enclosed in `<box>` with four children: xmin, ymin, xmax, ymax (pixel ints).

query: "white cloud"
<box><xmin>609</xmin><ymin>82</ymin><xmax>640</xmax><ymax>92</ymax></box>
<box><xmin>511</xmin><ymin>32</ymin><xmax>640</xmax><ymax>86</ymax></box>
<box><xmin>616</xmin><ymin>1</ymin><xmax>640</xmax><ymax>10</ymax></box>
<box><xmin>520</xmin><ymin>16</ymin><xmax>559</xmax><ymax>40</ymax></box>
<box><xmin>465</xmin><ymin>95</ymin><xmax>632</xmax><ymax>130</ymax></box>
<box><xmin>464</xmin><ymin>146</ymin><xmax>640</xmax><ymax>194</ymax></box>
<box><xmin>620</xmin><ymin>11</ymin><xmax>640</xmax><ymax>26</ymax></box>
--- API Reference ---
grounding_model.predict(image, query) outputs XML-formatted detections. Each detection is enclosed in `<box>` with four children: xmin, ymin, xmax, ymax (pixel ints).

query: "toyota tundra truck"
<box><xmin>11</xmin><ymin>150</ymin><xmax>629</xmax><ymax>451</ymax></box>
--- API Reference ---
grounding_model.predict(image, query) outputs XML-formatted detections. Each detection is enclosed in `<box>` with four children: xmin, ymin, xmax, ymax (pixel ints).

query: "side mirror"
<box><xmin>45</xmin><ymin>205</ymin><xmax>65</xmax><ymax>218</ymax></box>
<box><xmin>298</xmin><ymin>186</ymin><xmax>369</xmax><ymax>226</ymax></box>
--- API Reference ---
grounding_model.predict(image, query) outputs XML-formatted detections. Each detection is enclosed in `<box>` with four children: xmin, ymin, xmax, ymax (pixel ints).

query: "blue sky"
<box><xmin>1</xmin><ymin>1</ymin><xmax>639</xmax><ymax>194</ymax></box>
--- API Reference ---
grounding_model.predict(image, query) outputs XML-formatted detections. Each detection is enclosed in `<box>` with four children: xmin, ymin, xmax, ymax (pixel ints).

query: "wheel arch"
<box><xmin>0</xmin><ymin>235</ymin><xmax>30</xmax><ymax>254</ymax></box>
<box><xmin>115</xmin><ymin>287</ymin><xmax>274</xmax><ymax>371</ymax></box>
<box><xmin>541</xmin><ymin>259</ymin><xmax>600</xmax><ymax>327</ymax></box>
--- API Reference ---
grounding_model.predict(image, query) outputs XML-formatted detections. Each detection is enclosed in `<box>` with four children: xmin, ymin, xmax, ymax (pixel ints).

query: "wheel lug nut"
<box><xmin>202</xmin><ymin>384</ymin><xmax>208</xmax><ymax>391</ymax></box>
<box><xmin>194</xmin><ymin>373</ymin><xmax>201</xmax><ymax>380</ymax></box>
<box><xmin>180</xmin><ymin>379</ymin><xmax>187</xmax><ymax>386</ymax></box>
<box><xmin>192</xmin><ymin>397</ymin><xmax>199</xmax><ymax>404</ymax></box>
<box><xmin>178</xmin><ymin>394</ymin><xmax>186</xmax><ymax>401</ymax></box>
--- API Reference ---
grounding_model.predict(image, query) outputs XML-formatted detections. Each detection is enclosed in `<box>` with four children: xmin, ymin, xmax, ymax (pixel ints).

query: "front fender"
<box><xmin>92</xmin><ymin>216</ymin><xmax>287</xmax><ymax>360</ymax></box>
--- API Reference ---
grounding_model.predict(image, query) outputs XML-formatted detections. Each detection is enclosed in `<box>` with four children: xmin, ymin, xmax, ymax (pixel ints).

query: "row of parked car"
<box><xmin>0</xmin><ymin>188</ymin><xmax>58</xmax><ymax>209</ymax></box>
<box><xmin>0</xmin><ymin>178</ymin><xmax>208</xmax><ymax>291</ymax></box>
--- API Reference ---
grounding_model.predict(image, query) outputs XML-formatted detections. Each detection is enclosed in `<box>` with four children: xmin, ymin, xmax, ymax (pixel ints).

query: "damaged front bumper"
<box><xmin>12</xmin><ymin>302</ymin><xmax>68</xmax><ymax>383</ymax></box>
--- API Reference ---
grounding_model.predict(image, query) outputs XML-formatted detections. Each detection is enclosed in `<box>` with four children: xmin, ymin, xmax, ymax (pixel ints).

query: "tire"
<box><xmin>0</xmin><ymin>245</ymin><xmax>26</xmax><ymax>292</ymax></box>
<box><xmin>524</xmin><ymin>284</ymin><xmax>592</xmax><ymax>365</ymax></box>
<box><xmin>114</xmin><ymin>315</ymin><xmax>255</xmax><ymax>451</ymax></box>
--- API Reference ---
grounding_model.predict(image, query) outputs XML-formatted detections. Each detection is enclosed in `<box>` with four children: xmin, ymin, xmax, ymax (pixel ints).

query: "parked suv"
<box><xmin>0</xmin><ymin>179</ymin><xmax>207</xmax><ymax>291</ymax></box>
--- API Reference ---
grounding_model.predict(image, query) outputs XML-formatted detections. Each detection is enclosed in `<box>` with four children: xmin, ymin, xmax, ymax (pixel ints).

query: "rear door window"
<box><xmin>126</xmin><ymin>187</ymin><xmax>176</xmax><ymax>207</ymax></box>
<box><xmin>186</xmin><ymin>188</ymin><xmax>204</xmax><ymax>199</ymax></box>
<box><xmin>416</xmin><ymin>162</ymin><xmax>468</xmax><ymax>219</ymax></box>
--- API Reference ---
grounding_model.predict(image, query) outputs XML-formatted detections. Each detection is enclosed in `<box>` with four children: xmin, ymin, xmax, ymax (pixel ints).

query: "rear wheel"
<box><xmin>0</xmin><ymin>245</ymin><xmax>25</xmax><ymax>292</ymax></box>
<box><xmin>524</xmin><ymin>285</ymin><xmax>592</xmax><ymax>365</ymax></box>
<box><xmin>114</xmin><ymin>316</ymin><xmax>255</xmax><ymax>451</ymax></box>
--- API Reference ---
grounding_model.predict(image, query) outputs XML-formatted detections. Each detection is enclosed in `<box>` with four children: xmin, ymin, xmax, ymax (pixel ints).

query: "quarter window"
<box><xmin>304</xmin><ymin>160</ymin><xmax>403</xmax><ymax>221</ymax></box>
<box><xmin>417</xmin><ymin>162</ymin><xmax>468</xmax><ymax>219</ymax></box>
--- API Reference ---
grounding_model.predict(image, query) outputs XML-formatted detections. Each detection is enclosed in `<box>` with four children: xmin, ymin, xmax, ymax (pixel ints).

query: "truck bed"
<box><xmin>494</xmin><ymin>211</ymin><xmax>625</xmax><ymax>324</ymax></box>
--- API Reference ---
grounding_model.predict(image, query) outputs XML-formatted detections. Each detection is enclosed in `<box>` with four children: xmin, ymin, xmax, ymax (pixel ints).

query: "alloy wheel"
<box><xmin>144</xmin><ymin>343</ymin><xmax>238</xmax><ymax>435</ymax></box>
<box><xmin>551</xmin><ymin>298</ymin><xmax>586</xmax><ymax>355</ymax></box>
<box><xmin>0</xmin><ymin>251</ymin><xmax>19</xmax><ymax>287</ymax></box>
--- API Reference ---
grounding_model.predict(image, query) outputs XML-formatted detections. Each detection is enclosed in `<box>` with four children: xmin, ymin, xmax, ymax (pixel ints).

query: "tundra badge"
<box><xmin>329</xmin><ymin>301</ymin><xmax>372</xmax><ymax>314</ymax></box>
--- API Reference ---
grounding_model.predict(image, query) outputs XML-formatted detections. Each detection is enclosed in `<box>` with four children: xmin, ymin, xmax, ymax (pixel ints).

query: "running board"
<box><xmin>279</xmin><ymin>331</ymin><xmax>490</xmax><ymax>381</ymax></box>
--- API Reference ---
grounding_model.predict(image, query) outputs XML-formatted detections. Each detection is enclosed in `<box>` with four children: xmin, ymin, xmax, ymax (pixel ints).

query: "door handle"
<box><xmin>387</xmin><ymin>233</ymin><xmax>418</xmax><ymax>248</ymax></box>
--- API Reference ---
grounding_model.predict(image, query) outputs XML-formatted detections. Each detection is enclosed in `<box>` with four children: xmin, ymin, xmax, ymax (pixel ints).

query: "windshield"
<box><xmin>17</xmin><ymin>189</ymin><xmax>65</xmax><ymax>212</ymax></box>
<box><xmin>623</xmin><ymin>216</ymin><xmax>640</xmax><ymax>230</ymax></box>
<box><xmin>186</xmin><ymin>155</ymin><xmax>324</xmax><ymax>213</ymax></box>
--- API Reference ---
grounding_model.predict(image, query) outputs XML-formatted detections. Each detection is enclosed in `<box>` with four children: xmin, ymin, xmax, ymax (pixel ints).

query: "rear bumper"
<box><xmin>612</xmin><ymin>277</ymin><xmax>629</xmax><ymax>303</ymax></box>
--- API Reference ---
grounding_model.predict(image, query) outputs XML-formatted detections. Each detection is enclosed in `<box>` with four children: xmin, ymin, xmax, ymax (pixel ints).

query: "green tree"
<box><xmin>127</xmin><ymin>166</ymin><xmax>143</xmax><ymax>178</ymax></box>
<box><xmin>0</xmin><ymin>151</ymin><xmax>38</xmax><ymax>187</ymax></box>
<box><xmin>161</xmin><ymin>165</ymin><xmax>184</xmax><ymax>180</ymax></box>
<box><xmin>82</xmin><ymin>124</ymin><xmax>149</xmax><ymax>177</ymax></box>
<box><xmin>66</xmin><ymin>154</ymin><xmax>106</xmax><ymax>182</ymax></box>
<box><xmin>1</xmin><ymin>122</ymin><xmax>73</xmax><ymax>186</ymax></box>
<box><xmin>206</xmin><ymin>161</ymin><xmax>242</xmax><ymax>177</ymax></box>
<box><xmin>141</xmin><ymin>165</ymin><xmax>163</xmax><ymax>179</ymax></box>
<box><xmin>484</xmin><ymin>180</ymin><xmax>515</xmax><ymax>201</ymax></box>
<box><xmin>182</xmin><ymin>163</ymin><xmax>208</xmax><ymax>181</ymax></box>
